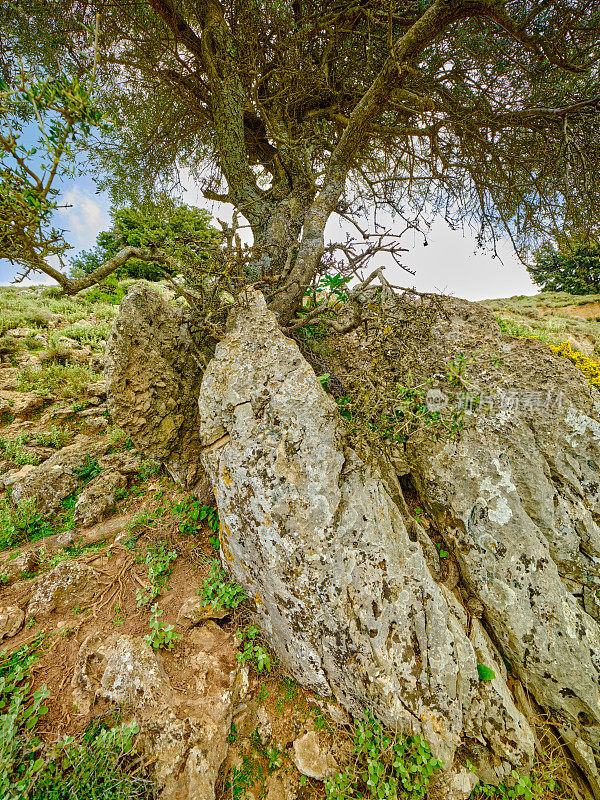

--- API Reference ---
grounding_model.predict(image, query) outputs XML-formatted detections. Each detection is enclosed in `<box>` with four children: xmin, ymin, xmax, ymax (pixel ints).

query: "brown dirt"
<box><xmin>543</xmin><ymin>301</ymin><xmax>600</xmax><ymax>319</ymax></box>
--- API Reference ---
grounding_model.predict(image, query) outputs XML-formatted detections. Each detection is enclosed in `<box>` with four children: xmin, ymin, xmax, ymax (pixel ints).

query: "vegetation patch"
<box><xmin>136</xmin><ymin>541</ymin><xmax>177</xmax><ymax>607</ymax></box>
<box><xmin>144</xmin><ymin>603</ymin><xmax>181</xmax><ymax>651</ymax></box>
<box><xmin>0</xmin><ymin>636</ymin><xmax>150</xmax><ymax>799</ymax></box>
<box><xmin>200</xmin><ymin>560</ymin><xmax>247</xmax><ymax>612</ymax></box>
<box><xmin>325</xmin><ymin>712</ymin><xmax>443</xmax><ymax>800</ymax></box>
<box><xmin>0</xmin><ymin>497</ymin><xmax>53</xmax><ymax>550</ymax></box>
<box><xmin>17</xmin><ymin>363</ymin><xmax>94</xmax><ymax>399</ymax></box>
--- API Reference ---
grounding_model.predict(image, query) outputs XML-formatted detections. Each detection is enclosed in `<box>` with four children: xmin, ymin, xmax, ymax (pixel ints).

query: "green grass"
<box><xmin>17</xmin><ymin>363</ymin><xmax>95</xmax><ymax>398</ymax></box>
<box><xmin>0</xmin><ymin>427</ymin><xmax>71</xmax><ymax>466</ymax></box>
<box><xmin>0</xmin><ymin>285</ymin><xmax>120</xmax><ymax>344</ymax></box>
<box><xmin>483</xmin><ymin>294</ymin><xmax>600</xmax><ymax>357</ymax></box>
<box><xmin>0</xmin><ymin>434</ymin><xmax>40</xmax><ymax>466</ymax></box>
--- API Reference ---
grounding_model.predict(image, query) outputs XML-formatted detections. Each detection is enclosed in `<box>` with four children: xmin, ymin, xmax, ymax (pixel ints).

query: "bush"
<box><xmin>549</xmin><ymin>341</ymin><xmax>600</xmax><ymax>391</ymax></box>
<box><xmin>200</xmin><ymin>561</ymin><xmax>247</xmax><ymax>611</ymax></box>
<box><xmin>0</xmin><ymin>434</ymin><xmax>40</xmax><ymax>466</ymax></box>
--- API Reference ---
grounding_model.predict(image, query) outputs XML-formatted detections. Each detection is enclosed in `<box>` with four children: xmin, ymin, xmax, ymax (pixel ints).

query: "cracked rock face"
<box><xmin>105</xmin><ymin>284</ymin><xmax>209</xmax><ymax>492</ymax></box>
<box><xmin>198</xmin><ymin>290</ymin><xmax>533</xmax><ymax>785</ymax></box>
<box><xmin>328</xmin><ymin>295</ymin><xmax>600</xmax><ymax>796</ymax></box>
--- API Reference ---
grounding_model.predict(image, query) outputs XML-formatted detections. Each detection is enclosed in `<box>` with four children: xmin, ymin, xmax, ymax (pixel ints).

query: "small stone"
<box><xmin>177</xmin><ymin>596</ymin><xmax>228</xmax><ymax>628</ymax></box>
<box><xmin>3</xmin><ymin>463</ymin><xmax>36</xmax><ymax>487</ymax></box>
<box><xmin>0</xmin><ymin>550</ymin><xmax>38</xmax><ymax>585</ymax></box>
<box><xmin>0</xmin><ymin>606</ymin><xmax>25</xmax><ymax>640</ymax></box>
<box><xmin>10</xmin><ymin>438</ymin><xmax>110</xmax><ymax>516</ymax></box>
<box><xmin>291</xmin><ymin>731</ymin><xmax>338</xmax><ymax>781</ymax></box>
<box><xmin>56</xmin><ymin>531</ymin><xmax>75</xmax><ymax>547</ymax></box>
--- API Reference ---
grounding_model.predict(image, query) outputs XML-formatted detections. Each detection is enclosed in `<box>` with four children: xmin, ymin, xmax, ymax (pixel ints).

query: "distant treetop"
<box><xmin>528</xmin><ymin>237</ymin><xmax>600</xmax><ymax>295</ymax></box>
<box><xmin>71</xmin><ymin>202</ymin><xmax>220</xmax><ymax>282</ymax></box>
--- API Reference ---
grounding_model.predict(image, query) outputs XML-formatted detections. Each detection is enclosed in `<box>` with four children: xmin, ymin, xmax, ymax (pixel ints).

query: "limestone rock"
<box><xmin>86</xmin><ymin>380</ymin><xmax>107</xmax><ymax>400</ymax></box>
<box><xmin>84</xmin><ymin>415</ymin><xmax>108</xmax><ymax>433</ymax></box>
<box><xmin>27</xmin><ymin>561</ymin><xmax>100</xmax><ymax>618</ymax></box>
<box><xmin>105</xmin><ymin>283</ymin><xmax>208</xmax><ymax>491</ymax></box>
<box><xmin>73</xmin><ymin>469</ymin><xmax>127</xmax><ymax>528</ymax></box>
<box><xmin>0</xmin><ymin>367</ymin><xmax>17</xmax><ymax>391</ymax></box>
<box><xmin>0</xmin><ymin>391</ymin><xmax>51</xmax><ymax>419</ymax></box>
<box><xmin>0</xmin><ymin>549</ymin><xmax>37</xmax><ymax>584</ymax></box>
<box><xmin>98</xmin><ymin>452</ymin><xmax>141</xmax><ymax>474</ymax></box>
<box><xmin>10</xmin><ymin>436</ymin><xmax>110</xmax><ymax>516</ymax></box>
<box><xmin>0</xmin><ymin>605</ymin><xmax>24</xmax><ymax>639</ymax></box>
<box><xmin>324</xmin><ymin>293</ymin><xmax>600</xmax><ymax>793</ymax></box>
<box><xmin>198</xmin><ymin>290</ymin><xmax>533</xmax><ymax>780</ymax></box>
<box><xmin>72</xmin><ymin>623</ymin><xmax>240</xmax><ymax>800</ymax></box>
<box><xmin>291</xmin><ymin>731</ymin><xmax>338</xmax><ymax>780</ymax></box>
<box><xmin>3</xmin><ymin>463</ymin><xmax>36</xmax><ymax>488</ymax></box>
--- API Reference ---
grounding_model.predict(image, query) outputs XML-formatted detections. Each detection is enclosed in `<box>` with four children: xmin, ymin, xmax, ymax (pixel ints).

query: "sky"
<box><xmin>1</xmin><ymin>176</ymin><xmax>539</xmax><ymax>300</ymax></box>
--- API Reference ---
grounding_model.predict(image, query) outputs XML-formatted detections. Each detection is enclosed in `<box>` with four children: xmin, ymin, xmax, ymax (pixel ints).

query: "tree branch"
<box><xmin>27</xmin><ymin>246</ymin><xmax>170</xmax><ymax>295</ymax></box>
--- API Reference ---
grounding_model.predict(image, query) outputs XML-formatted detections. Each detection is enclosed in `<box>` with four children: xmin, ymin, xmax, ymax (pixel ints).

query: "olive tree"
<box><xmin>2</xmin><ymin>0</ymin><xmax>600</xmax><ymax>326</ymax></box>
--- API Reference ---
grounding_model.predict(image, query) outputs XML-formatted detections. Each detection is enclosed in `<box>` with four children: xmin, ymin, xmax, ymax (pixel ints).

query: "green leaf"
<box><xmin>477</xmin><ymin>663</ymin><xmax>496</xmax><ymax>681</ymax></box>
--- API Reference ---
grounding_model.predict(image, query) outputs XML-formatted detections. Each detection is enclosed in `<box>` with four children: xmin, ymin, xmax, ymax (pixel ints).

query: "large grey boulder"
<box><xmin>198</xmin><ymin>290</ymin><xmax>533</xmax><ymax>787</ymax></box>
<box><xmin>329</xmin><ymin>295</ymin><xmax>600</xmax><ymax>795</ymax></box>
<box><xmin>105</xmin><ymin>284</ymin><xmax>209</xmax><ymax>492</ymax></box>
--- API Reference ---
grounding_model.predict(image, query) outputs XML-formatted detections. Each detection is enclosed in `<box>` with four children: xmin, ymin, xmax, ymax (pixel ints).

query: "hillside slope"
<box><xmin>0</xmin><ymin>282</ymin><xmax>599</xmax><ymax>800</ymax></box>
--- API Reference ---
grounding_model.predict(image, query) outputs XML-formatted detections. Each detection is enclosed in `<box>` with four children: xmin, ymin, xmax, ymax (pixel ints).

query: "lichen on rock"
<box><xmin>198</xmin><ymin>289</ymin><xmax>533</xmax><ymax>783</ymax></box>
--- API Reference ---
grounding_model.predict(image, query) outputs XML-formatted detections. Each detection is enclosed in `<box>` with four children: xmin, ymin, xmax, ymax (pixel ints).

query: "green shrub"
<box><xmin>136</xmin><ymin>542</ymin><xmax>177</xmax><ymax>606</ymax></box>
<box><xmin>72</xmin><ymin>455</ymin><xmax>102</xmax><ymax>485</ymax></box>
<box><xmin>0</xmin><ymin>434</ymin><xmax>40</xmax><ymax>466</ymax></box>
<box><xmin>0</xmin><ymin>337</ymin><xmax>24</xmax><ymax>357</ymax></box>
<box><xmin>82</xmin><ymin>277</ymin><xmax>126</xmax><ymax>306</ymax></box>
<box><xmin>144</xmin><ymin>604</ymin><xmax>181</xmax><ymax>651</ymax></box>
<box><xmin>59</xmin><ymin>323</ymin><xmax>110</xmax><ymax>348</ymax></box>
<box><xmin>33</xmin><ymin>425</ymin><xmax>71</xmax><ymax>449</ymax></box>
<box><xmin>200</xmin><ymin>561</ymin><xmax>247</xmax><ymax>611</ymax></box>
<box><xmin>0</xmin><ymin>497</ymin><xmax>53</xmax><ymax>550</ymax></box>
<box><xmin>471</xmin><ymin>769</ymin><xmax>556</xmax><ymax>799</ymax></box>
<box><xmin>0</xmin><ymin>636</ymin><xmax>50</xmax><ymax>797</ymax></box>
<box><xmin>169</xmin><ymin>497</ymin><xmax>219</xmax><ymax>536</ymax></box>
<box><xmin>235</xmin><ymin>626</ymin><xmax>276</xmax><ymax>674</ymax></box>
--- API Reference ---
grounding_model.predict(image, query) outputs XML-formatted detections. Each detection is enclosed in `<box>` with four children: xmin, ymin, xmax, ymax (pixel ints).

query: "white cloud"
<box><xmin>392</xmin><ymin>221</ymin><xmax>538</xmax><ymax>300</ymax></box>
<box><xmin>58</xmin><ymin>187</ymin><xmax>110</xmax><ymax>250</ymax></box>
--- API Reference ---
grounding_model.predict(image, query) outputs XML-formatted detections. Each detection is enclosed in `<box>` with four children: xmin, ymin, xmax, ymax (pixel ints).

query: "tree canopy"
<box><xmin>528</xmin><ymin>237</ymin><xmax>600</xmax><ymax>294</ymax></box>
<box><xmin>1</xmin><ymin>0</ymin><xmax>600</xmax><ymax>325</ymax></box>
